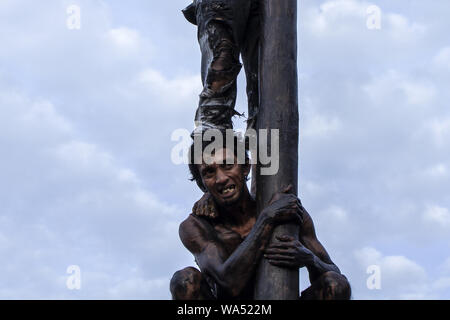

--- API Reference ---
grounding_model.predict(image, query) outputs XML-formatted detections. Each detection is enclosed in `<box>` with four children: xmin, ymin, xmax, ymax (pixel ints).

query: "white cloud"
<box><xmin>0</xmin><ymin>91</ymin><xmax>71</xmax><ymax>139</ymax></box>
<box><xmin>424</xmin><ymin>117</ymin><xmax>450</xmax><ymax>148</ymax></box>
<box><xmin>117</xmin><ymin>168</ymin><xmax>139</xmax><ymax>184</ymax></box>
<box><xmin>433</xmin><ymin>47</ymin><xmax>450</xmax><ymax>70</ymax></box>
<box><xmin>301</xmin><ymin>180</ymin><xmax>326</xmax><ymax>199</ymax></box>
<box><xmin>423</xmin><ymin>205</ymin><xmax>450</xmax><ymax>228</ymax></box>
<box><xmin>363</xmin><ymin>70</ymin><xmax>436</xmax><ymax>107</ymax></box>
<box><xmin>303</xmin><ymin>0</ymin><xmax>367</xmax><ymax>35</ymax></box>
<box><xmin>382</xmin><ymin>255</ymin><xmax>427</xmax><ymax>282</ymax></box>
<box><xmin>0</xmin><ymin>87</ymin><xmax>189</xmax><ymax>299</ymax></box>
<box><xmin>301</xmin><ymin>95</ymin><xmax>342</xmax><ymax>139</ymax></box>
<box><xmin>55</xmin><ymin>141</ymin><xmax>114</xmax><ymax>171</ymax></box>
<box><xmin>354</xmin><ymin>247</ymin><xmax>430</xmax><ymax>299</ymax></box>
<box><xmin>107</xmin><ymin>27</ymin><xmax>141</xmax><ymax>52</ymax></box>
<box><xmin>400</xmin><ymin>81</ymin><xmax>436</xmax><ymax>106</ymax></box>
<box><xmin>106</xmin><ymin>276</ymin><xmax>169</xmax><ymax>299</ymax></box>
<box><xmin>354</xmin><ymin>247</ymin><xmax>383</xmax><ymax>267</ymax></box>
<box><xmin>440</xmin><ymin>258</ymin><xmax>450</xmax><ymax>274</ymax></box>
<box><xmin>23</xmin><ymin>101</ymin><xmax>72</xmax><ymax>133</ymax></box>
<box><xmin>303</xmin><ymin>113</ymin><xmax>342</xmax><ymax>138</ymax></box>
<box><xmin>432</xmin><ymin>277</ymin><xmax>450</xmax><ymax>291</ymax></box>
<box><xmin>137</xmin><ymin>68</ymin><xmax>201</xmax><ymax>105</ymax></box>
<box><xmin>386</xmin><ymin>13</ymin><xmax>426</xmax><ymax>42</ymax></box>
<box><xmin>303</xmin><ymin>0</ymin><xmax>426</xmax><ymax>42</ymax></box>
<box><xmin>422</xmin><ymin>164</ymin><xmax>448</xmax><ymax>179</ymax></box>
<box><xmin>323</xmin><ymin>205</ymin><xmax>348</xmax><ymax>221</ymax></box>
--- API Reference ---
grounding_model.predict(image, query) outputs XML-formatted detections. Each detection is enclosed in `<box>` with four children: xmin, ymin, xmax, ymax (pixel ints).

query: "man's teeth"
<box><xmin>222</xmin><ymin>185</ymin><xmax>235</xmax><ymax>194</ymax></box>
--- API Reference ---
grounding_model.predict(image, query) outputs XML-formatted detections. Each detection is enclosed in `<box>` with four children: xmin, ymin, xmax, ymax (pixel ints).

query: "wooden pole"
<box><xmin>254</xmin><ymin>0</ymin><xmax>299</xmax><ymax>300</ymax></box>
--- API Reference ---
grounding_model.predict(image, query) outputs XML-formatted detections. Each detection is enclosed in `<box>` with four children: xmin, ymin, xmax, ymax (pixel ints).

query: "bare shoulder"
<box><xmin>179</xmin><ymin>214</ymin><xmax>215</xmax><ymax>254</ymax></box>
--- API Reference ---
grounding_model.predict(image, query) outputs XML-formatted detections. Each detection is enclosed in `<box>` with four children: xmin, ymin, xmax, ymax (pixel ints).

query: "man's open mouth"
<box><xmin>219</xmin><ymin>184</ymin><xmax>236</xmax><ymax>196</ymax></box>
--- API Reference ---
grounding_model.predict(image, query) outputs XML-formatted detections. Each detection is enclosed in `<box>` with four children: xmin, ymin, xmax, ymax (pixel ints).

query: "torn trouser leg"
<box><xmin>241</xmin><ymin>0</ymin><xmax>260</xmax><ymax>130</ymax></box>
<box><xmin>193</xmin><ymin>0</ymin><xmax>243</xmax><ymax>135</ymax></box>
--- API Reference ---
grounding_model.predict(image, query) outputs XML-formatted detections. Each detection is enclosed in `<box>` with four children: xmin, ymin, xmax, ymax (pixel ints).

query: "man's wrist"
<box><xmin>258</xmin><ymin>209</ymin><xmax>275</xmax><ymax>226</ymax></box>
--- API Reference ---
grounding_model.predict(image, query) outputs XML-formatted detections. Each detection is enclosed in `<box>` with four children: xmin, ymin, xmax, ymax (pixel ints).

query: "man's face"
<box><xmin>199</xmin><ymin>148</ymin><xmax>249</xmax><ymax>207</ymax></box>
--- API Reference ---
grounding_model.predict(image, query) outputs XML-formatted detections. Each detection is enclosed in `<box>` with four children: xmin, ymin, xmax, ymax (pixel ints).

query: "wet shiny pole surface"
<box><xmin>254</xmin><ymin>0</ymin><xmax>299</xmax><ymax>300</ymax></box>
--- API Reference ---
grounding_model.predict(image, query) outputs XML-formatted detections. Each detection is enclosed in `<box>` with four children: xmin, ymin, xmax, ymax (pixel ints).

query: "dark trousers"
<box><xmin>186</xmin><ymin>0</ymin><xmax>260</xmax><ymax>132</ymax></box>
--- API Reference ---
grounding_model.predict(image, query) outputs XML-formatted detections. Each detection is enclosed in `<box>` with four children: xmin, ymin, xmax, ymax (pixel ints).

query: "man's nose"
<box><xmin>215</xmin><ymin>169</ymin><xmax>228</xmax><ymax>185</ymax></box>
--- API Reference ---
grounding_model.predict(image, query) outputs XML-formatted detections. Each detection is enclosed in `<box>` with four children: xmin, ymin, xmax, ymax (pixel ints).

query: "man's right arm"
<box><xmin>180</xmin><ymin>191</ymin><xmax>302</xmax><ymax>298</ymax></box>
<box><xmin>179</xmin><ymin>213</ymin><xmax>273</xmax><ymax>298</ymax></box>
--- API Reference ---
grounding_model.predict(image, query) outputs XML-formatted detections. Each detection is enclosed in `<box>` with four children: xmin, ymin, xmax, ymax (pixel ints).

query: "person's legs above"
<box><xmin>193</xmin><ymin>0</ymin><xmax>251</xmax><ymax>135</ymax></box>
<box><xmin>240</xmin><ymin>0</ymin><xmax>260</xmax><ymax>130</ymax></box>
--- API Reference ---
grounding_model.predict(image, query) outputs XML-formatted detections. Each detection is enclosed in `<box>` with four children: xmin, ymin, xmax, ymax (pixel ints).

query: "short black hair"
<box><xmin>188</xmin><ymin>131</ymin><xmax>250</xmax><ymax>192</ymax></box>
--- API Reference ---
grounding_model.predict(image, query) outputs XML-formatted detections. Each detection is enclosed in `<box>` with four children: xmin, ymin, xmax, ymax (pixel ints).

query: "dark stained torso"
<box><xmin>212</xmin><ymin>216</ymin><xmax>256</xmax><ymax>256</ymax></box>
<box><xmin>195</xmin><ymin>215</ymin><xmax>256</xmax><ymax>300</ymax></box>
<box><xmin>182</xmin><ymin>190</ymin><xmax>340</xmax><ymax>300</ymax></box>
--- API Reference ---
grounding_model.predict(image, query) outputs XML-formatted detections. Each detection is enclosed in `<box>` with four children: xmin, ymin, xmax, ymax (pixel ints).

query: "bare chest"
<box><xmin>213</xmin><ymin>219</ymin><xmax>255</xmax><ymax>255</ymax></box>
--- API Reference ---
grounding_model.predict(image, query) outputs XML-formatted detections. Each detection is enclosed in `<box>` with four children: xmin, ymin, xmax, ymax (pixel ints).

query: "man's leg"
<box><xmin>194</xmin><ymin>0</ymin><xmax>243</xmax><ymax>134</ymax></box>
<box><xmin>239</xmin><ymin>0</ymin><xmax>259</xmax><ymax>194</ymax></box>
<box><xmin>170</xmin><ymin>267</ymin><xmax>216</xmax><ymax>300</ymax></box>
<box><xmin>240</xmin><ymin>0</ymin><xmax>260</xmax><ymax>130</ymax></box>
<box><xmin>300</xmin><ymin>271</ymin><xmax>351</xmax><ymax>300</ymax></box>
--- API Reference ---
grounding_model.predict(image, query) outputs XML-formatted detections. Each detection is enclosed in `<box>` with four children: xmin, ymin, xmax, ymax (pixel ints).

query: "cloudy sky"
<box><xmin>0</xmin><ymin>0</ymin><xmax>449</xmax><ymax>299</ymax></box>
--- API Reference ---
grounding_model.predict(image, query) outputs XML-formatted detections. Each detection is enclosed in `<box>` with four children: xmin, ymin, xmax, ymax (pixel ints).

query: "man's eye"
<box><xmin>223</xmin><ymin>164</ymin><xmax>234</xmax><ymax>170</ymax></box>
<box><xmin>203</xmin><ymin>168</ymin><xmax>215</xmax><ymax>176</ymax></box>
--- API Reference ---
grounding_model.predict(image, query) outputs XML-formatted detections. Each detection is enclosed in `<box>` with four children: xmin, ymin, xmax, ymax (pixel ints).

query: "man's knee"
<box><xmin>204</xmin><ymin>22</ymin><xmax>241</xmax><ymax>92</ymax></box>
<box><xmin>170</xmin><ymin>267</ymin><xmax>205</xmax><ymax>300</ymax></box>
<box><xmin>320</xmin><ymin>271</ymin><xmax>351</xmax><ymax>300</ymax></box>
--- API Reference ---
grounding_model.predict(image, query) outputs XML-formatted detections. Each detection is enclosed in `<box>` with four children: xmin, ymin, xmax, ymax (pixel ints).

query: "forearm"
<box><xmin>307</xmin><ymin>255</ymin><xmax>340</xmax><ymax>282</ymax></box>
<box><xmin>217</xmin><ymin>214</ymin><xmax>274</xmax><ymax>296</ymax></box>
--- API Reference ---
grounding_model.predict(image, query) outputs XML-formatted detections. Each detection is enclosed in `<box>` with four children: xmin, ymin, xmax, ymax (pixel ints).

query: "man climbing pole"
<box><xmin>175</xmin><ymin>0</ymin><xmax>352</xmax><ymax>300</ymax></box>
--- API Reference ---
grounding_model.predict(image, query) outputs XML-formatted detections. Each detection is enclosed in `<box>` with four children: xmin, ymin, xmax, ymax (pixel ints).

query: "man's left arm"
<box><xmin>264</xmin><ymin>206</ymin><xmax>341</xmax><ymax>284</ymax></box>
<box><xmin>300</xmin><ymin>210</ymin><xmax>341</xmax><ymax>282</ymax></box>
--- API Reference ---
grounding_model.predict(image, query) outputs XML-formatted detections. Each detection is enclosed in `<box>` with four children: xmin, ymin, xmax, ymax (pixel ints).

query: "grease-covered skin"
<box><xmin>171</xmin><ymin>148</ymin><xmax>351</xmax><ymax>300</ymax></box>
